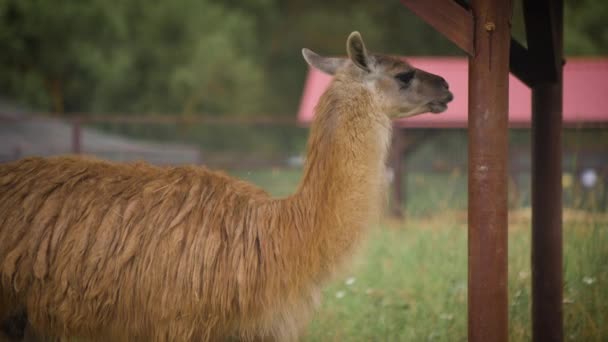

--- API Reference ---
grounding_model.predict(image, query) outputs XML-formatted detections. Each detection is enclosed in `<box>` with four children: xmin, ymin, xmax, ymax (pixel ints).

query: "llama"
<box><xmin>0</xmin><ymin>32</ymin><xmax>452</xmax><ymax>341</ymax></box>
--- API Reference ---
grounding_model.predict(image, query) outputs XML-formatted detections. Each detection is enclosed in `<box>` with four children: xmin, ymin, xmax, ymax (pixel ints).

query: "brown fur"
<box><xmin>0</xmin><ymin>32</ymin><xmax>451</xmax><ymax>341</ymax></box>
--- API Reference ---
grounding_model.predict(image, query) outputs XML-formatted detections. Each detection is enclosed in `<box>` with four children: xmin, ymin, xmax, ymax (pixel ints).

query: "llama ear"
<box><xmin>302</xmin><ymin>48</ymin><xmax>345</xmax><ymax>75</ymax></box>
<box><xmin>346</xmin><ymin>31</ymin><xmax>371</xmax><ymax>73</ymax></box>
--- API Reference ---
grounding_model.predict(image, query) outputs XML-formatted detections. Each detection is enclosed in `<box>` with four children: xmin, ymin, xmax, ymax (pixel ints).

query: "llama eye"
<box><xmin>395</xmin><ymin>71</ymin><xmax>415</xmax><ymax>87</ymax></box>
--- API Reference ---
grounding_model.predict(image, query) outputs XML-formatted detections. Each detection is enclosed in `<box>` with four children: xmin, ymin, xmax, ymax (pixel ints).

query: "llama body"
<box><xmin>0</xmin><ymin>32</ymin><xmax>452</xmax><ymax>341</ymax></box>
<box><xmin>0</xmin><ymin>157</ymin><xmax>318</xmax><ymax>340</ymax></box>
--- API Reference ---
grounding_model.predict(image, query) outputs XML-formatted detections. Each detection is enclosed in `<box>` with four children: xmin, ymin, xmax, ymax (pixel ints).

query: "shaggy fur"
<box><xmin>0</xmin><ymin>32</ymin><xmax>452</xmax><ymax>341</ymax></box>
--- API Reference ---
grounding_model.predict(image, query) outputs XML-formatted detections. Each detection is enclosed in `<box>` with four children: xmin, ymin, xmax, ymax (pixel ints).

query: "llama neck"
<box><xmin>293</xmin><ymin>77</ymin><xmax>392</xmax><ymax>266</ymax></box>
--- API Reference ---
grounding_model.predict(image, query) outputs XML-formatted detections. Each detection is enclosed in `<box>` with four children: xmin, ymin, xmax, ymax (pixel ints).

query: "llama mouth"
<box><xmin>429</xmin><ymin>101</ymin><xmax>448</xmax><ymax>113</ymax></box>
<box><xmin>429</xmin><ymin>93</ymin><xmax>453</xmax><ymax>113</ymax></box>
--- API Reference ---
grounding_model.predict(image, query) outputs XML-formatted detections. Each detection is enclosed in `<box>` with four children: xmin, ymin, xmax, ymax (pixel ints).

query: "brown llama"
<box><xmin>0</xmin><ymin>32</ymin><xmax>453</xmax><ymax>341</ymax></box>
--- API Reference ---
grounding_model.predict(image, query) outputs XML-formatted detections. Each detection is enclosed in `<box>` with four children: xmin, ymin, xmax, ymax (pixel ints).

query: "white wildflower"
<box><xmin>582</xmin><ymin>276</ymin><xmax>596</xmax><ymax>285</ymax></box>
<box><xmin>345</xmin><ymin>277</ymin><xmax>356</xmax><ymax>286</ymax></box>
<box><xmin>439</xmin><ymin>313</ymin><xmax>454</xmax><ymax>321</ymax></box>
<box><xmin>580</xmin><ymin>169</ymin><xmax>598</xmax><ymax>188</ymax></box>
<box><xmin>335</xmin><ymin>290</ymin><xmax>346</xmax><ymax>299</ymax></box>
<box><xmin>563</xmin><ymin>298</ymin><xmax>575</xmax><ymax>304</ymax></box>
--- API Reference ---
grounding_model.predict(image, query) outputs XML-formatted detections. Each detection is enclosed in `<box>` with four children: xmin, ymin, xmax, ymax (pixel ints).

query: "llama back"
<box><xmin>0</xmin><ymin>156</ymin><xmax>277</xmax><ymax>340</ymax></box>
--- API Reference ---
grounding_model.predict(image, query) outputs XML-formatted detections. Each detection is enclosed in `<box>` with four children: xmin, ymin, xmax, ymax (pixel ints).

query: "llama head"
<box><xmin>302</xmin><ymin>31</ymin><xmax>454</xmax><ymax>118</ymax></box>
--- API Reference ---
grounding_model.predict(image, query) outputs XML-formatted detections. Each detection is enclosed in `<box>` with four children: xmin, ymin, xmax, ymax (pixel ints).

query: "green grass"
<box><xmin>302</xmin><ymin>216</ymin><xmax>607</xmax><ymax>341</ymax></box>
<box><xmin>305</xmin><ymin>222</ymin><xmax>468</xmax><ymax>341</ymax></box>
<box><xmin>228</xmin><ymin>168</ymin><xmax>608</xmax><ymax>341</ymax></box>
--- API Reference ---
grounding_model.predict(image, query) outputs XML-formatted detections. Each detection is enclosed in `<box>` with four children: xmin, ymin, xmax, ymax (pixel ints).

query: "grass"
<box><xmin>305</xmin><ymin>221</ymin><xmax>468</xmax><ymax>341</ymax></box>
<box><xmin>303</xmin><ymin>214</ymin><xmax>607</xmax><ymax>341</ymax></box>
<box><xmin>228</xmin><ymin>168</ymin><xmax>608</xmax><ymax>341</ymax></box>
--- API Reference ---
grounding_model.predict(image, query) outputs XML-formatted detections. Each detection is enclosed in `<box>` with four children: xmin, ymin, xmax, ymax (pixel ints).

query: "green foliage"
<box><xmin>1</xmin><ymin>0</ymin><xmax>607</xmax><ymax>115</ymax></box>
<box><xmin>0</xmin><ymin>0</ymin><xmax>265</xmax><ymax>115</ymax></box>
<box><xmin>565</xmin><ymin>0</ymin><xmax>608</xmax><ymax>55</ymax></box>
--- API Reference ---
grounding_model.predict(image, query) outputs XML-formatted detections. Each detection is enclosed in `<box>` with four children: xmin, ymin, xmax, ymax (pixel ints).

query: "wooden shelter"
<box><xmin>402</xmin><ymin>1</ymin><xmax>562</xmax><ymax>340</ymax></box>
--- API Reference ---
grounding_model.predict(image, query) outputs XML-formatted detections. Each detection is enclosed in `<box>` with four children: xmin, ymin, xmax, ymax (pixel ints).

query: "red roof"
<box><xmin>297</xmin><ymin>58</ymin><xmax>608</xmax><ymax>127</ymax></box>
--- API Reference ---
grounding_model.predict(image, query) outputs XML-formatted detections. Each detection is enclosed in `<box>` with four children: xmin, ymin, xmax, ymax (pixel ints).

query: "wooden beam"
<box><xmin>531</xmin><ymin>0</ymin><xmax>564</xmax><ymax>340</ymax></box>
<box><xmin>523</xmin><ymin>0</ymin><xmax>559</xmax><ymax>83</ymax></box>
<box><xmin>532</xmin><ymin>81</ymin><xmax>564</xmax><ymax>342</ymax></box>
<box><xmin>389</xmin><ymin>129</ymin><xmax>438</xmax><ymax>218</ymax></box>
<box><xmin>72</xmin><ymin>119</ymin><xmax>82</xmax><ymax>154</ymax></box>
<box><xmin>390</xmin><ymin>126</ymin><xmax>406</xmax><ymax>218</ymax></box>
<box><xmin>510</xmin><ymin>38</ymin><xmax>536</xmax><ymax>88</ymax></box>
<box><xmin>468</xmin><ymin>0</ymin><xmax>512</xmax><ymax>341</ymax></box>
<box><xmin>0</xmin><ymin>114</ymin><xmax>298</xmax><ymax>126</ymax></box>
<box><xmin>511</xmin><ymin>0</ymin><xmax>564</xmax><ymax>88</ymax></box>
<box><xmin>400</xmin><ymin>0</ymin><xmax>475</xmax><ymax>55</ymax></box>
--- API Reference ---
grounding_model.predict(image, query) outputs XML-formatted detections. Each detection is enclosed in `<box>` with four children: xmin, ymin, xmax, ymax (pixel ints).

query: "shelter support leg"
<box><xmin>390</xmin><ymin>127</ymin><xmax>406</xmax><ymax>218</ymax></box>
<box><xmin>531</xmin><ymin>82</ymin><xmax>563</xmax><ymax>342</ymax></box>
<box><xmin>468</xmin><ymin>0</ymin><xmax>512</xmax><ymax>341</ymax></box>
<box><xmin>527</xmin><ymin>0</ymin><xmax>564</xmax><ymax>340</ymax></box>
<box><xmin>530</xmin><ymin>4</ymin><xmax>564</xmax><ymax>340</ymax></box>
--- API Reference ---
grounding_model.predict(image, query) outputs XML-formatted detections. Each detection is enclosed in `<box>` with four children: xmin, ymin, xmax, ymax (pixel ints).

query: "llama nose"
<box><xmin>439</xmin><ymin>77</ymin><xmax>449</xmax><ymax>89</ymax></box>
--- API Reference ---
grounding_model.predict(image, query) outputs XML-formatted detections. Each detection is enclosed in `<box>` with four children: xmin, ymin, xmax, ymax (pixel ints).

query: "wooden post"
<box><xmin>72</xmin><ymin>119</ymin><xmax>82</xmax><ymax>154</ymax></box>
<box><xmin>390</xmin><ymin>127</ymin><xmax>406</xmax><ymax>218</ymax></box>
<box><xmin>468</xmin><ymin>0</ymin><xmax>511</xmax><ymax>341</ymax></box>
<box><xmin>13</xmin><ymin>146</ymin><xmax>22</xmax><ymax>160</ymax></box>
<box><xmin>531</xmin><ymin>1</ymin><xmax>564</xmax><ymax>341</ymax></box>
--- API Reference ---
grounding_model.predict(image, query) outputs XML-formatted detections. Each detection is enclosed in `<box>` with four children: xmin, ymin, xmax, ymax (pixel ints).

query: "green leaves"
<box><xmin>1</xmin><ymin>0</ymin><xmax>606</xmax><ymax>116</ymax></box>
<box><xmin>0</xmin><ymin>0</ymin><xmax>265</xmax><ymax>115</ymax></box>
<box><xmin>565</xmin><ymin>0</ymin><xmax>608</xmax><ymax>55</ymax></box>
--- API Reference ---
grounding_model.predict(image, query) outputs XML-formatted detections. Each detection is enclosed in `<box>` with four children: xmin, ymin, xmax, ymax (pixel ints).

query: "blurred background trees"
<box><xmin>0</xmin><ymin>0</ymin><xmax>265</xmax><ymax>115</ymax></box>
<box><xmin>3</xmin><ymin>0</ymin><xmax>603</xmax><ymax>117</ymax></box>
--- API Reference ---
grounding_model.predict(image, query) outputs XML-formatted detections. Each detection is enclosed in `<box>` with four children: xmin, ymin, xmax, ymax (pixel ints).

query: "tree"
<box><xmin>1</xmin><ymin>0</ymin><xmax>606</xmax><ymax>116</ymax></box>
<box><xmin>0</xmin><ymin>0</ymin><xmax>266</xmax><ymax>115</ymax></box>
<box><xmin>564</xmin><ymin>0</ymin><xmax>608</xmax><ymax>55</ymax></box>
